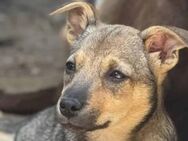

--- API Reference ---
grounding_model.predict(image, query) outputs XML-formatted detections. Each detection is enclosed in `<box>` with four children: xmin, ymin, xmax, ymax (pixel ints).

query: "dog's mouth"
<box><xmin>61</xmin><ymin>120</ymin><xmax>111</xmax><ymax>132</ymax></box>
<box><xmin>57</xmin><ymin>106</ymin><xmax>111</xmax><ymax>131</ymax></box>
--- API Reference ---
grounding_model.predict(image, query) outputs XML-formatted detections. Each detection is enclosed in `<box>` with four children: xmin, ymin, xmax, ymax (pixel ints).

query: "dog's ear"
<box><xmin>50</xmin><ymin>2</ymin><xmax>96</xmax><ymax>45</ymax></box>
<box><xmin>141</xmin><ymin>26</ymin><xmax>188</xmax><ymax>74</ymax></box>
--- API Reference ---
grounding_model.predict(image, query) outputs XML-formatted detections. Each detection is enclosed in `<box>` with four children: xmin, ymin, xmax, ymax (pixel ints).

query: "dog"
<box><xmin>15</xmin><ymin>2</ymin><xmax>188</xmax><ymax>141</ymax></box>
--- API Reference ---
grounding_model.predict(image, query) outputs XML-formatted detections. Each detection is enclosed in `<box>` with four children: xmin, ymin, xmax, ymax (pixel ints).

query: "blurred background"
<box><xmin>0</xmin><ymin>0</ymin><xmax>188</xmax><ymax>141</ymax></box>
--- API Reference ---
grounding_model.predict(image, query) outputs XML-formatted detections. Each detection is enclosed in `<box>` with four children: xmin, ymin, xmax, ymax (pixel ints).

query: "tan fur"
<box><xmin>87</xmin><ymin>83</ymin><xmax>152</xmax><ymax>141</ymax></box>
<box><xmin>141</xmin><ymin>26</ymin><xmax>188</xmax><ymax>115</ymax></box>
<box><xmin>50</xmin><ymin>1</ymin><xmax>96</xmax><ymax>44</ymax></box>
<box><xmin>49</xmin><ymin>2</ymin><xmax>188</xmax><ymax>141</ymax></box>
<box><xmin>141</xmin><ymin>26</ymin><xmax>187</xmax><ymax>84</ymax></box>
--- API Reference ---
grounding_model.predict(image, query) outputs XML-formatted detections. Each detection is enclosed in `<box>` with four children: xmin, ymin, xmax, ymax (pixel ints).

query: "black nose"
<box><xmin>59</xmin><ymin>98</ymin><xmax>82</xmax><ymax>118</ymax></box>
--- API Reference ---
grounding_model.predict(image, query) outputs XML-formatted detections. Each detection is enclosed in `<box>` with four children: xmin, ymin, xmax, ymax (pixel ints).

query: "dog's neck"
<box><xmin>65</xmin><ymin>74</ymin><xmax>176</xmax><ymax>141</ymax></box>
<box><xmin>134</xmin><ymin>74</ymin><xmax>177</xmax><ymax>141</ymax></box>
<box><xmin>134</xmin><ymin>108</ymin><xmax>176</xmax><ymax>141</ymax></box>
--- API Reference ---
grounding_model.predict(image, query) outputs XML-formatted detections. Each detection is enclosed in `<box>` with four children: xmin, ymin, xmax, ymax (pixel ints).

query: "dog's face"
<box><xmin>51</xmin><ymin>2</ymin><xmax>187</xmax><ymax>132</ymax></box>
<box><xmin>59</xmin><ymin>25</ymin><xmax>155</xmax><ymax>131</ymax></box>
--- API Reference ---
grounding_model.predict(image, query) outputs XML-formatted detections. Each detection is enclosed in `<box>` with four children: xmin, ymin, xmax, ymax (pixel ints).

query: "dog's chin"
<box><xmin>57</xmin><ymin>112</ymin><xmax>110</xmax><ymax>132</ymax></box>
<box><xmin>61</xmin><ymin>119</ymin><xmax>111</xmax><ymax>132</ymax></box>
<box><xmin>56</xmin><ymin>106</ymin><xmax>111</xmax><ymax>131</ymax></box>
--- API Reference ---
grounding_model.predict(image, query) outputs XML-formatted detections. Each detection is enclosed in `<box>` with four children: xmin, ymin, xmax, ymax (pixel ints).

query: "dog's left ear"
<box><xmin>50</xmin><ymin>2</ymin><xmax>96</xmax><ymax>45</ymax></box>
<box><xmin>141</xmin><ymin>26</ymin><xmax>188</xmax><ymax>74</ymax></box>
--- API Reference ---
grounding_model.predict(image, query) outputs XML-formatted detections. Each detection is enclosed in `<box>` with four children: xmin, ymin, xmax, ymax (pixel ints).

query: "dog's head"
<box><xmin>51</xmin><ymin>2</ymin><xmax>187</xmax><ymax>132</ymax></box>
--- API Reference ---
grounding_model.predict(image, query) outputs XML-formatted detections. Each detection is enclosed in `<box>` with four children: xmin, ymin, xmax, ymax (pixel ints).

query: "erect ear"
<box><xmin>50</xmin><ymin>2</ymin><xmax>96</xmax><ymax>45</ymax></box>
<box><xmin>141</xmin><ymin>26</ymin><xmax>188</xmax><ymax>74</ymax></box>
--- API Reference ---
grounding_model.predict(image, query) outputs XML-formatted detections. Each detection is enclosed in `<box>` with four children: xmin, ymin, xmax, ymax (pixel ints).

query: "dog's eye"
<box><xmin>66</xmin><ymin>61</ymin><xmax>76</xmax><ymax>74</ymax></box>
<box><xmin>108</xmin><ymin>70</ymin><xmax>127</xmax><ymax>82</ymax></box>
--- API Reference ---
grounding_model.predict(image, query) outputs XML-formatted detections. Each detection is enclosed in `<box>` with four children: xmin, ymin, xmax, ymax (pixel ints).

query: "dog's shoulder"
<box><xmin>15</xmin><ymin>106</ymin><xmax>65</xmax><ymax>141</ymax></box>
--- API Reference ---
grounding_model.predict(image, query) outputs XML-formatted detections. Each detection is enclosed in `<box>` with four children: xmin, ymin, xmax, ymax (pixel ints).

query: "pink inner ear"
<box><xmin>148</xmin><ymin>32</ymin><xmax>176</xmax><ymax>62</ymax></box>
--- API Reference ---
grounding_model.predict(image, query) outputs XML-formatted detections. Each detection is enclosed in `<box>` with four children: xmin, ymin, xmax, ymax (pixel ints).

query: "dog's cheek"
<box><xmin>72</xmin><ymin>107</ymin><xmax>99</xmax><ymax>128</ymax></box>
<box><xmin>85</xmin><ymin>88</ymin><xmax>110</xmax><ymax>125</ymax></box>
<box><xmin>102</xmin><ymin>86</ymin><xmax>133</xmax><ymax>124</ymax></box>
<box><xmin>86</xmin><ymin>88</ymin><xmax>106</xmax><ymax>116</ymax></box>
<box><xmin>94</xmin><ymin>83</ymin><xmax>152</xmax><ymax>129</ymax></box>
<box><xmin>87</xmin><ymin>85</ymin><xmax>134</xmax><ymax>125</ymax></box>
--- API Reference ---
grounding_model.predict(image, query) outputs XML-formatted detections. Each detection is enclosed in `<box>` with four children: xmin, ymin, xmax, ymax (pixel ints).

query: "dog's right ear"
<box><xmin>50</xmin><ymin>2</ymin><xmax>96</xmax><ymax>45</ymax></box>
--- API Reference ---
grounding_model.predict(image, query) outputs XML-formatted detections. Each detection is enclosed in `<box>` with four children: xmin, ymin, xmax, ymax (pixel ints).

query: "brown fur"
<box><xmin>50</xmin><ymin>2</ymin><xmax>188</xmax><ymax>141</ymax></box>
<box><xmin>98</xmin><ymin>2</ymin><xmax>188</xmax><ymax>139</ymax></box>
<box><xmin>87</xmin><ymin>83</ymin><xmax>152</xmax><ymax>141</ymax></box>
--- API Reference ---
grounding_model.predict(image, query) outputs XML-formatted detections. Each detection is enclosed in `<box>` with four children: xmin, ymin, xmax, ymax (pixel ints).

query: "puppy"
<box><xmin>15</xmin><ymin>2</ymin><xmax>188</xmax><ymax>141</ymax></box>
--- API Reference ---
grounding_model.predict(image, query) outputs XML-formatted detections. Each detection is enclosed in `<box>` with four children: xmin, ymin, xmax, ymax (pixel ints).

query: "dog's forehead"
<box><xmin>73</xmin><ymin>25</ymin><xmax>151</xmax><ymax>81</ymax></box>
<box><xmin>78</xmin><ymin>25</ymin><xmax>146</xmax><ymax>61</ymax></box>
